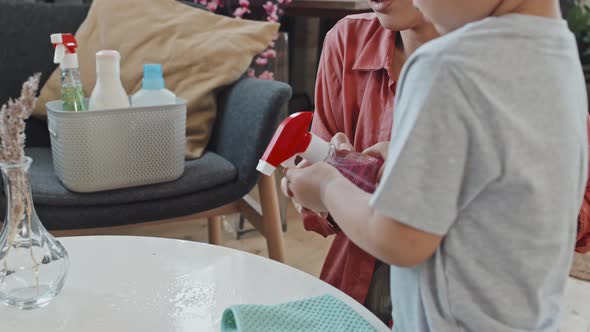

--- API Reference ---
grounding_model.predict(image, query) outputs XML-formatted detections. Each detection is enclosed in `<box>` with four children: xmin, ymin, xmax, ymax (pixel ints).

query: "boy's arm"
<box><xmin>576</xmin><ymin>115</ymin><xmax>590</xmax><ymax>253</ymax></box>
<box><xmin>299</xmin><ymin>135</ymin><xmax>351</xmax><ymax>237</ymax></box>
<box><xmin>323</xmin><ymin>174</ymin><xmax>442</xmax><ymax>267</ymax></box>
<box><xmin>287</xmin><ymin>55</ymin><xmax>489</xmax><ymax>267</ymax></box>
<box><xmin>285</xmin><ymin>160</ymin><xmax>443</xmax><ymax>267</ymax></box>
<box><xmin>318</xmin><ymin>79</ymin><xmax>472</xmax><ymax>266</ymax></box>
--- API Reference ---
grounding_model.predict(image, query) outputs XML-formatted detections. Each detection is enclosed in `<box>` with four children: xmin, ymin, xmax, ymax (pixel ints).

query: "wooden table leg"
<box><xmin>208</xmin><ymin>216</ymin><xmax>223</xmax><ymax>245</ymax></box>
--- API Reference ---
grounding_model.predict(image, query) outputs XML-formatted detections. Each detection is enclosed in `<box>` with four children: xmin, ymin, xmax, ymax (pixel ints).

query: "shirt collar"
<box><xmin>352</xmin><ymin>28</ymin><xmax>398</xmax><ymax>86</ymax></box>
<box><xmin>352</xmin><ymin>28</ymin><xmax>395</xmax><ymax>71</ymax></box>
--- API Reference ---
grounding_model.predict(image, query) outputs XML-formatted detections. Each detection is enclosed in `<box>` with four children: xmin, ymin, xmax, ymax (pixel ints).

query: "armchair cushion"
<box><xmin>28</xmin><ymin>147</ymin><xmax>237</xmax><ymax>206</ymax></box>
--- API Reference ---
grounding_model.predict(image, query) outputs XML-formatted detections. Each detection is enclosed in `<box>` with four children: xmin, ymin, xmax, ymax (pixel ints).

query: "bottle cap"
<box><xmin>50</xmin><ymin>33</ymin><xmax>79</xmax><ymax>69</ymax></box>
<box><xmin>142</xmin><ymin>64</ymin><xmax>165</xmax><ymax>90</ymax></box>
<box><xmin>96</xmin><ymin>50</ymin><xmax>120</xmax><ymax>61</ymax></box>
<box><xmin>95</xmin><ymin>50</ymin><xmax>121</xmax><ymax>76</ymax></box>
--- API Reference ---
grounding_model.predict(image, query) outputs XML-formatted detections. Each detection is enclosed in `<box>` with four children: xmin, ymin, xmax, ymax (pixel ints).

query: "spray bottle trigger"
<box><xmin>281</xmin><ymin>155</ymin><xmax>298</xmax><ymax>169</ymax></box>
<box><xmin>54</xmin><ymin>44</ymin><xmax>65</xmax><ymax>64</ymax></box>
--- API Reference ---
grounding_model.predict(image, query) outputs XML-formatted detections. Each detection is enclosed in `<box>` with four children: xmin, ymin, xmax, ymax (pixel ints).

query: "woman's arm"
<box><xmin>283</xmin><ymin>25</ymin><xmax>347</xmax><ymax>237</ymax></box>
<box><xmin>310</xmin><ymin>26</ymin><xmax>344</xmax><ymax>141</ymax></box>
<box><xmin>576</xmin><ymin>115</ymin><xmax>590</xmax><ymax>254</ymax></box>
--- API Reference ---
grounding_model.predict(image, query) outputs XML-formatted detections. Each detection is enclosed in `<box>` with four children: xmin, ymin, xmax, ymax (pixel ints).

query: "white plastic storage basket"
<box><xmin>46</xmin><ymin>100</ymin><xmax>186</xmax><ymax>193</ymax></box>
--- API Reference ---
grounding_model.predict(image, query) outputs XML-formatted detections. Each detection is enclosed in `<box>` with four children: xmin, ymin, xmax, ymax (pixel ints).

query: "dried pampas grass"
<box><xmin>0</xmin><ymin>73</ymin><xmax>41</xmax><ymax>165</ymax></box>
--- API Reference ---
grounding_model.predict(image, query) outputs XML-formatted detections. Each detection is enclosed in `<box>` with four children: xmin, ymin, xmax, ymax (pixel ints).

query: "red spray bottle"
<box><xmin>257</xmin><ymin>112</ymin><xmax>383</xmax><ymax>193</ymax></box>
<box><xmin>51</xmin><ymin>33</ymin><xmax>87</xmax><ymax>112</ymax></box>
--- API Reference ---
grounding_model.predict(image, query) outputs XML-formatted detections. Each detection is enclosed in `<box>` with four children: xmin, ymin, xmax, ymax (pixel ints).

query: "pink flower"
<box><xmin>278</xmin><ymin>9</ymin><xmax>284</xmax><ymax>15</ymax></box>
<box><xmin>263</xmin><ymin>1</ymin><xmax>277</xmax><ymax>15</ymax></box>
<box><xmin>277</xmin><ymin>0</ymin><xmax>285</xmax><ymax>4</ymax></box>
<box><xmin>207</xmin><ymin>1</ymin><xmax>218</xmax><ymax>11</ymax></box>
<box><xmin>267</xmin><ymin>13</ymin><xmax>279</xmax><ymax>22</ymax></box>
<box><xmin>247</xmin><ymin>68</ymin><xmax>256</xmax><ymax>77</ymax></box>
<box><xmin>233</xmin><ymin>7</ymin><xmax>250</xmax><ymax>17</ymax></box>
<box><xmin>198</xmin><ymin>0</ymin><xmax>207</xmax><ymax>5</ymax></box>
<box><xmin>239</xmin><ymin>0</ymin><xmax>250</xmax><ymax>7</ymax></box>
<box><xmin>262</xmin><ymin>49</ymin><xmax>277</xmax><ymax>59</ymax></box>
<box><xmin>258</xmin><ymin>70</ymin><xmax>275</xmax><ymax>80</ymax></box>
<box><xmin>255</xmin><ymin>57</ymin><xmax>269</xmax><ymax>66</ymax></box>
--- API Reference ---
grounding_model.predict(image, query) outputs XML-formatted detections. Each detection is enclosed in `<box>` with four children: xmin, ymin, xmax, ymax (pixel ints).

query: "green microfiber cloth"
<box><xmin>221</xmin><ymin>294</ymin><xmax>378</xmax><ymax>332</ymax></box>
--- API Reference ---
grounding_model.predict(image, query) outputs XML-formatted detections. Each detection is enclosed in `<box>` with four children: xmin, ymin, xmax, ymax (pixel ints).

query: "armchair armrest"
<box><xmin>208</xmin><ymin>77</ymin><xmax>292</xmax><ymax>187</ymax></box>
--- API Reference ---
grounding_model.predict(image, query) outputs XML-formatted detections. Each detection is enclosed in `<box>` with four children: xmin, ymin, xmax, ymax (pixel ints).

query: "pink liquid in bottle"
<box><xmin>326</xmin><ymin>148</ymin><xmax>384</xmax><ymax>193</ymax></box>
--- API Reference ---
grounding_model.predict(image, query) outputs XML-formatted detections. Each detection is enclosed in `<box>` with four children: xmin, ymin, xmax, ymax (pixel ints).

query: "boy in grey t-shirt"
<box><xmin>284</xmin><ymin>0</ymin><xmax>588</xmax><ymax>330</ymax></box>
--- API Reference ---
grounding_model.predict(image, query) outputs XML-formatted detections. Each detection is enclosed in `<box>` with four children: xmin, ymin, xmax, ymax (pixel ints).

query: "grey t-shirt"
<box><xmin>370</xmin><ymin>14</ymin><xmax>588</xmax><ymax>331</ymax></box>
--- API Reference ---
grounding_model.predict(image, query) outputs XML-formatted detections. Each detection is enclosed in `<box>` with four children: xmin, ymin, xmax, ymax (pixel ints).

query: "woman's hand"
<box><xmin>330</xmin><ymin>132</ymin><xmax>353</xmax><ymax>151</ymax></box>
<box><xmin>280</xmin><ymin>133</ymin><xmax>352</xmax><ymax>215</ymax></box>
<box><xmin>362</xmin><ymin>141</ymin><xmax>390</xmax><ymax>182</ymax></box>
<box><xmin>284</xmin><ymin>162</ymin><xmax>340</xmax><ymax>213</ymax></box>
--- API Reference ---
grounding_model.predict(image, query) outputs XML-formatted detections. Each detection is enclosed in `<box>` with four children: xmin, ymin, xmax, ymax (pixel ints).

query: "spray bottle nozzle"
<box><xmin>51</xmin><ymin>33</ymin><xmax>79</xmax><ymax>69</ymax></box>
<box><xmin>257</xmin><ymin>112</ymin><xmax>332</xmax><ymax>176</ymax></box>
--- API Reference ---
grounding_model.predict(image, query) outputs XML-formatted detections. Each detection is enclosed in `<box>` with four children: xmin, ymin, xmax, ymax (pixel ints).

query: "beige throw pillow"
<box><xmin>35</xmin><ymin>0</ymin><xmax>279</xmax><ymax>159</ymax></box>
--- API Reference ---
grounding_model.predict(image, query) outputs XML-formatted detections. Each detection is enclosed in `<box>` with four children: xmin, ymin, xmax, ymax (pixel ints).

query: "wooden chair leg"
<box><xmin>208</xmin><ymin>216</ymin><xmax>222</xmax><ymax>245</ymax></box>
<box><xmin>259</xmin><ymin>174</ymin><xmax>286</xmax><ymax>262</ymax></box>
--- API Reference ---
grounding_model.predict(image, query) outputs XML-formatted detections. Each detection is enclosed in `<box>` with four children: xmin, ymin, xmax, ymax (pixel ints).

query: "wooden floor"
<box><xmin>77</xmin><ymin>200</ymin><xmax>332</xmax><ymax>278</ymax></box>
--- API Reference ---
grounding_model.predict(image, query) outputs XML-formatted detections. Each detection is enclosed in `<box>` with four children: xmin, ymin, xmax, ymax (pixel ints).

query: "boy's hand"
<box><xmin>281</xmin><ymin>132</ymin><xmax>352</xmax><ymax>216</ymax></box>
<box><xmin>284</xmin><ymin>162</ymin><xmax>340</xmax><ymax>213</ymax></box>
<box><xmin>281</xmin><ymin>159</ymin><xmax>310</xmax><ymax>213</ymax></box>
<box><xmin>362</xmin><ymin>141</ymin><xmax>390</xmax><ymax>182</ymax></box>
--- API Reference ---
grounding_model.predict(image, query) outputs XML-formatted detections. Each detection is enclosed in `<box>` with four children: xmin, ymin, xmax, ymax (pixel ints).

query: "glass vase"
<box><xmin>0</xmin><ymin>157</ymin><xmax>69</xmax><ymax>310</ymax></box>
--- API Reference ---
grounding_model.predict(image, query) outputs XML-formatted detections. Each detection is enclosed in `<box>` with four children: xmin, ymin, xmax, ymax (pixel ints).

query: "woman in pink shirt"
<box><xmin>285</xmin><ymin>0</ymin><xmax>590</xmax><ymax>325</ymax></box>
<box><xmin>284</xmin><ymin>2</ymin><xmax>438</xmax><ymax>324</ymax></box>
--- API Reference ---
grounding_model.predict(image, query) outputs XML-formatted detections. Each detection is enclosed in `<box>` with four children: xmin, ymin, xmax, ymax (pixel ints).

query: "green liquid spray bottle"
<box><xmin>51</xmin><ymin>33</ymin><xmax>87</xmax><ymax>112</ymax></box>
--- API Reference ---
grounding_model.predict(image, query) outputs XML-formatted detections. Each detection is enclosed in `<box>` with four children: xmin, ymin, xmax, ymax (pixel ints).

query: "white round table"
<box><xmin>0</xmin><ymin>236</ymin><xmax>390</xmax><ymax>331</ymax></box>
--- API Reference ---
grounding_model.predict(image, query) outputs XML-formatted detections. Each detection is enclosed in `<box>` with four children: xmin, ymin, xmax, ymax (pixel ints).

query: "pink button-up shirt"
<box><xmin>303</xmin><ymin>13</ymin><xmax>398</xmax><ymax>305</ymax></box>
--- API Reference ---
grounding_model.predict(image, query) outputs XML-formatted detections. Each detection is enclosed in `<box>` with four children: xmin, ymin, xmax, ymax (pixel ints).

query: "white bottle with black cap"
<box><xmin>88</xmin><ymin>50</ymin><xmax>130</xmax><ymax>111</ymax></box>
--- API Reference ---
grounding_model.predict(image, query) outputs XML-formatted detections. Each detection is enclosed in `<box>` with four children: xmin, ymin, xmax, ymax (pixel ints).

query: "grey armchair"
<box><xmin>0</xmin><ymin>0</ymin><xmax>291</xmax><ymax>261</ymax></box>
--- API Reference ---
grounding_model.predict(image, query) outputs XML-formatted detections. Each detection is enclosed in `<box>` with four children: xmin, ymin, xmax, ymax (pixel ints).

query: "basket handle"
<box><xmin>47</xmin><ymin>119</ymin><xmax>58</xmax><ymax>139</ymax></box>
